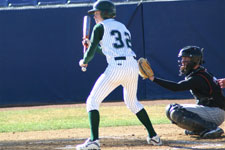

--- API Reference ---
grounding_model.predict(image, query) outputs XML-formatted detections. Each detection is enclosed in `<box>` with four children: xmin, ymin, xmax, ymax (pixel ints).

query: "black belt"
<box><xmin>114</xmin><ymin>56</ymin><xmax>126</xmax><ymax>60</ymax></box>
<box><xmin>114</xmin><ymin>56</ymin><xmax>135</xmax><ymax>60</ymax></box>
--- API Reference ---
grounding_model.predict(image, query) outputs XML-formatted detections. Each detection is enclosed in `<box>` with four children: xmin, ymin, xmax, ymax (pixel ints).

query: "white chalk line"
<box><xmin>55</xmin><ymin>145</ymin><xmax>76</xmax><ymax>149</ymax></box>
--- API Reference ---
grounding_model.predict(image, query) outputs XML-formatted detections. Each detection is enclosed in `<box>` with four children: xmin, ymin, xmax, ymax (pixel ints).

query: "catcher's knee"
<box><xmin>169</xmin><ymin>105</ymin><xmax>217</xmax><ymax>132</ymax></box>
<box><xmin>165</xmin><ymin>103</ymin><xmax>181</xmax><ymax>122</ymax></box>
<box><xmin>166</xmin><ymin>104</ymin><xmax>197</xmax><ymax>131</ymax></box>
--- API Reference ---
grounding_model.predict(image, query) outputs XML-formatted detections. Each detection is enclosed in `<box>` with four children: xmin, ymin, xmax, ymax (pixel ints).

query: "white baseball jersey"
<box><xmin>99</xmin><ymin>19</ymin><xmax>136</xmax><ymax>63</ymax></box>
<box><xmin>86</xmin><ymin>19</ymin><xmax>143</xmax><ymax>114</ymax></box>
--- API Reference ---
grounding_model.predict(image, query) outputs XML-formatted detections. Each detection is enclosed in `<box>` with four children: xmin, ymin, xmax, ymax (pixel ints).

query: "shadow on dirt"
<box><xmin>163</xmin><ymin>139</ymin><xmax>225</xmax><ymax>150</ymax></box>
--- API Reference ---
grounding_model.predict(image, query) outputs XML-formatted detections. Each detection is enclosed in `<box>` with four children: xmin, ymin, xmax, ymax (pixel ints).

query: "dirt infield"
<box><xmin>0</xmin><ymin>99</ymin><xmax>225</xmax><ymax>150</ymax></box>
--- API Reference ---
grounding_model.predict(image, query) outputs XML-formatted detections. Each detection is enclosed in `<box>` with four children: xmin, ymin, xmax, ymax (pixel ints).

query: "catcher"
<box><xmin>138</xmin><ymin>46</ymin><xmax>225</xmax><ymax>138</ymax></box>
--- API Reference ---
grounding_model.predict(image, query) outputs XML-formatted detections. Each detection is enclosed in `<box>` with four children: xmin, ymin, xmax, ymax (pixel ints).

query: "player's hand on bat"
<box><xmin>82</xmin><ymin>38</ymin><xmax>91</xmax><ymax>49</ymax></box>
<box><xmin>79</xmin><ymin>59</ymin><xmax>88</xmax><ymax>68</ymax></box>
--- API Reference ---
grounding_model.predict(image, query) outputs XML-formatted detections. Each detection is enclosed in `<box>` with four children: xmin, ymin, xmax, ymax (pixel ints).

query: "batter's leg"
<box><xmin>86</xmin><ymin>71</ymin><xmax>120</xmax><ymax>112</ymax></box>
<box><xmin>86</xmin><ymin>68</ymin><xmax>121</xmax><ymax>141</ymax></box>
<box><xmin>122</xmin><ymin>73</ymin><xmax>158</xmax><ymax>138</ymax></box>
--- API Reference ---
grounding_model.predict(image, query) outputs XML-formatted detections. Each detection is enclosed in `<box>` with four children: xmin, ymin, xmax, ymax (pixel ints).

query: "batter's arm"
<box><xmin>83</xmin><ymin>24</ymin><xmax>104</xmax><ymax>64</ymax></box>
<box><xmin>95</xmin><ymin>45</ymin><xmax>103</xmax><ymax>55</ymax></box>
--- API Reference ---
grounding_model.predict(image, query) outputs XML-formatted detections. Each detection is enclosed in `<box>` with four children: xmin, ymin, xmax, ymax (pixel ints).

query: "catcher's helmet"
<box><xmin>178</xmin><ymin>46</ymin><xmax>204</xmax><ymax>75</ymax></box>
<box><xmin>88</xmin><ymin>0</ymin><xmax>116</xmax><ymax>19</ymax></box>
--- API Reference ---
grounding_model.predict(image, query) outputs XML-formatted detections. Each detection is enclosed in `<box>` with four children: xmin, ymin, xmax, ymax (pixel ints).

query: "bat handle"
<box><xmin>81</xmin><ymin>45</ymin><xmax>87</xmax><ymax>72</ymax></box>
<box><xmin>79</xmin><ymin>59</ymin><xmax>87</xmax><ymax>72</ymax></box>
<box><xmin>81</xmin><ymin>39</ymin><xmax>89</xmax><ymax>72</ymax></box>
<box><xmin>83</xmin><ymin>42</ymin><xmax>88</xmax><ymax>51</ymax></box>
<box><xmin>81</xmin><ymin>67</ymin><xmax>87</xmax><ymax>72</ymax></box>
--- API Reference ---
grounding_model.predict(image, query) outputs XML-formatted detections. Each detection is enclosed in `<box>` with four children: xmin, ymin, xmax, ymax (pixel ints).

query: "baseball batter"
<box><xmin>144</xmin><ymin>46</ymin><xmax>225</xmax><ymax>138</ymax></box>
<box><xmin>77</xmin><ymin>1</ymin><xmax>162</xmax><ymax>149</ymax></box>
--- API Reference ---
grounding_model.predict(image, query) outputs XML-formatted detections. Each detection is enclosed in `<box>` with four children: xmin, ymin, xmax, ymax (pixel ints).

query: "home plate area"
<box><xmin>1</xmin><ymin>135</ymin><xmax>225</xmax><ymax>150</ymax></box>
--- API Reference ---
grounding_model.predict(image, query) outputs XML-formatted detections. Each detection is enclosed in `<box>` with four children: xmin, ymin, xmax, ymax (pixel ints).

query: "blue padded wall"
<box><xmin>68</xmin><ymin>0</ymin><xmax>95</xmax><ymax>3</ymax></box>
<box><xmin>37</xmin><ymin>0</ymin><xmax>67</xmax><ymax>5</ymax></box>
<box><xmin>0</xmin><ymin>0</ymin><xmax>8</xmax><ymax>7</ymax></box>
<box><xmin>0</xmin><ymin>7</ymin><xmax>93</xmax><ymax>106</ymax></box>
<box><xmin>8</xmin><ymin>0</ymin><xmax>37</xmax><ymax>6</ymax></box>
<box><xmin>142</xmin><ymin>0</ymin><xmax>225</xmax><ymax>99</ymax></box>
<box><xmin>0</xmin><ymin>0</ymin><xmax>225</xmax><ymax>106</ymax></box>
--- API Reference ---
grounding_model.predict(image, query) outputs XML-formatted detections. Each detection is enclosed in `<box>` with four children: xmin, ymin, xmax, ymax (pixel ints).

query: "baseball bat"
<box><xmin>82</xmin><ymin>15</ymin><xmax>91</xmax><ymax>72</ymax></box>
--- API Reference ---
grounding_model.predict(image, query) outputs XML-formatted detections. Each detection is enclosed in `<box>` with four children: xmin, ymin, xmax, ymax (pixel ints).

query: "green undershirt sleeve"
<box><xmin>83</xmin><ymin>23</ymin><xmax>104</xmax><ymax>64</ymax></box>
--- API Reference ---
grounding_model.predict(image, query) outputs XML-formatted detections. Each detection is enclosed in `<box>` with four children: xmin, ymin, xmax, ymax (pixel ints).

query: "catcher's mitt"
<box><xmin>138</xmin><ymin>58</ymin><xmax>154</xmax><ymax>79</ymax></box>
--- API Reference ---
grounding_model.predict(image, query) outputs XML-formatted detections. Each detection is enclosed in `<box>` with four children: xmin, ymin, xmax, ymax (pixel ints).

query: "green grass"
<box><xmin>0</xmin><ymin>104</ymin><xmax>170</xmax><ymax>133</ymax></box>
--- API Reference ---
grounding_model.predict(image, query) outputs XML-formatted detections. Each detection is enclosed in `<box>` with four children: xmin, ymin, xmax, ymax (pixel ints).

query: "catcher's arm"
<box><xmin>138</xmin><ymin>58</ymin><xmax>155</xmax><ymax>81</ymax></box>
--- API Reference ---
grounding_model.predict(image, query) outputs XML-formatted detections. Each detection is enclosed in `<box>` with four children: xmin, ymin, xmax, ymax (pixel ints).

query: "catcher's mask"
<box><xmin>178</xmin><ymin>46</ymin><xmax>204</xmax><ymax>76</ymax></box>
<box><xmin>88</xmin><ymin>0</ymin><xmax>116</xmax><ymax>19</ymax></box>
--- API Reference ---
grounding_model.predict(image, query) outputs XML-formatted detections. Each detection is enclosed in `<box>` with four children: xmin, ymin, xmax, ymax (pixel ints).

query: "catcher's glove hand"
<box><xmin>138</xmin><ymin>58</ymin><xmax>154</xmax><ymax>79</ymax></box>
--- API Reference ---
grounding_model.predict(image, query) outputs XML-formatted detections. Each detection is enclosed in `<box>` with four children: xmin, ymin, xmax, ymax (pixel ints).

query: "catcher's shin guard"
<box><xmin>166</xmin><ymin>104</ymin><xmax>217</xmax><ymax>133</ymax></box>
<box><xmin>165</xmin><ymin>104</ymin><xmax>176</xmax><ymax>122</ymax></box>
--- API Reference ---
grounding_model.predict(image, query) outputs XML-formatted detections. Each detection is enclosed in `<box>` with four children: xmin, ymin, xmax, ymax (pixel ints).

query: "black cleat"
<box><xmin>201</xmin><ymin>127</ymin><xmax>224</xmax><ymax>138</ymax></box>
<box><xmin>185</xmin><ymin>130</ymin><xmax>200</xmax><ymax>136</ymax></box>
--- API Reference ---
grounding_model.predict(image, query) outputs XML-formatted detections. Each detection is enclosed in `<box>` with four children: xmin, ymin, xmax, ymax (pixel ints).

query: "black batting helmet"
<box><xmin>88</xmin><ymin>0</ymin><xmax>116</xmax><ymax>19</ymax></box>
